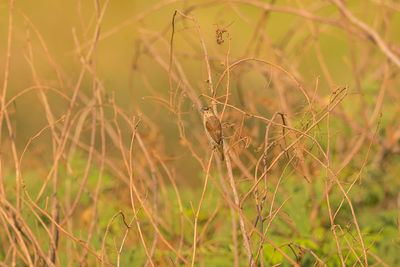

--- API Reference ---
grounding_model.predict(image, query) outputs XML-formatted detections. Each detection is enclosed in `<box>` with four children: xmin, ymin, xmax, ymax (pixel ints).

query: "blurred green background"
<box><xmin>1</xmin><ymin>0</ymin><xmax>400</xmax><ymax>266</ymax></box>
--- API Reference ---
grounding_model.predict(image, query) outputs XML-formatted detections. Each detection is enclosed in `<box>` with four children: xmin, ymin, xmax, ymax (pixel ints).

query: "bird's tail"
<box><xmin>217</xmin><ymin>143</ymin><xmax>224</xmax><ymax>161</ymax></box>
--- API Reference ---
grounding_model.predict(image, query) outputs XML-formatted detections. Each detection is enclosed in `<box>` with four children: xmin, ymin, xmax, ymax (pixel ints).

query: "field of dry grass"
<box><xmin>1</xmin><ymin>0</ymin><xmax>400</xmax><ymax>266</ymax></box>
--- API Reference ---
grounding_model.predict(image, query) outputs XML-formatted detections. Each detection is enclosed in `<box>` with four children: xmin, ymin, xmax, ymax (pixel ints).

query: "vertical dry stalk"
<box><xmin>223</xmin><ymin>143</ymin><xmax>254</xmax><ymax>264</ymax></box>
<box><xmin>1</xmin><ymin>1</ymin><xmax>398</xmax><ymax>266</ymax></box>
<box><xmin>191</xmin><ymin>153</ymin><xmax>213</xmax><ymax>266</ymax></box>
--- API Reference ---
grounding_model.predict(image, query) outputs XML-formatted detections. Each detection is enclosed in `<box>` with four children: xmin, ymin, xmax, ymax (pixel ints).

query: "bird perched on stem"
<box><xmin>201</xmin><ymin>106</ymin><xmax>224</xmax><ymax>160</ymax></box>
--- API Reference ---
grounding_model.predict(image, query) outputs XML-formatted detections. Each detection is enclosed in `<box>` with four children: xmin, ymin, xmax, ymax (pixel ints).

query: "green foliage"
<box><xmin>1</xmin><ymin>1</ymin><xmax>399</xmax><ymax>266</ymax></box>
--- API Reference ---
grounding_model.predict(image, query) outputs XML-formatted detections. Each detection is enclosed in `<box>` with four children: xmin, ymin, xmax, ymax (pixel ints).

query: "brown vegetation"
<box><xmin>1</xmin><ymin>0</ymin><xmax>400</xmax><ymax>266</ymax></box>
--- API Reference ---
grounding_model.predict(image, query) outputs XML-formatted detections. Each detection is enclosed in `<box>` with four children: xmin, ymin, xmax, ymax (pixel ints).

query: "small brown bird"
<box><xmin>201</xmin><ymin>106</ymin><xmax>224</xmax><ymax>160</ymax></box>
